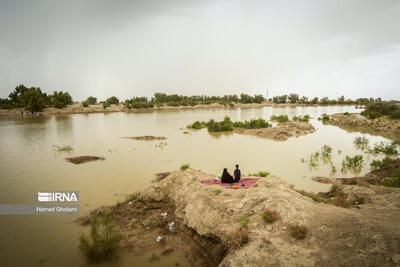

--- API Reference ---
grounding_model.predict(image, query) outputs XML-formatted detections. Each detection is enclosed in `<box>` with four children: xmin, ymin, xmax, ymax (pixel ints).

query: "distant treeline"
<box><xmin>0</xmin><ymin>84</ymin><xmax>393</xmax><ymax>112</ymax></box>
<box><xmin>0</xmin><ymin>84</ymin><xmax>72</xmax><ymax>112</ymax></box>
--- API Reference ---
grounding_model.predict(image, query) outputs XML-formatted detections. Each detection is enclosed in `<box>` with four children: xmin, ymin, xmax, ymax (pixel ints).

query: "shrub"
<box><xmin>343</xmin><ymin>112</ymin><xmax>349</xmax><ymax>115</ymax></box>
<box><xmin>206</xmin><ymin>116</ymin><xmax>234</xmax><ymax>132</ymax></box>
<box><xmin>79</xmin><ymin>210</ymin><xmax>122</xmax><ymax>262</ymax></box>
<box><xmin>270</xmin><ymin>114</ymin><xmax>289</xmax><ymax>122</ymax></box>
<box><xmin>332</xmin><ymin>196</ymin><xmax>350</xmax><ymax>208</ymax></box>
<box><xmin>103</xmin><ymin>102</ymin><xmax>111</xmax><ymax>109</ymax></box>
<box><xmin>239</xmin><ymin>216</ymin><xmax>249</xmax><ymax>229</ymax></box>
<box><xmin>370</xmin><ymin>156</ymin><xmax>391</xmax><ymax>171</ymax></box>
<box><xmin>187</xmin><ymin>120</ymin><xmax>207</xmax><ymax>129</ymax></box>
<box><xmin>251</xmin><ymin>171</ymin><xmax>270</xmax><ymax>177</ymax></box>
<box><xmin>341</xmin><ymin>155</ymin><xmax>363</xmax><ymax>174</ymax></box>
<box><xmin>318</xmin><ymin>115</ymin><xmax>330</xmax><ymax>123</ymax></box>
<box><xmin>85</xmin><ymin>96</ymin><xmax>97</xmax><ymax>105</ymax></box>
<box><xmin>289</xmin><ymin>224</ymin><xmax>308</xmax><ymax>240</ymax></box>
<box><xmin>368</xmin><ymin>141</ymin><xmax>398</xmax><ymax>156</ymax></box>
<box><xmin>261</xmin><ymin>209</ymin><xmax>280</xmax><ymax>223</ymax></box>
<box><xmin>361</xmin><ymin>102</ymin><xmax>399</xmax><ymax>120</ymax></box>
<box><xmin>349</xmin><ymin>196</ymin><xmax>365</xmax><ymax>205</ymax></box>
<box><xmin>180</xmin><ymin>164</ymin><xmax>190</xmax><ymax>170</ymax></box>
<box><xmin>106</xmin><ymin>96</ymin><xmax>119</xmax><ymax>105</ymax></box>
<box><xmin>292</xmin><ymin>115</ymin><xmax>310</xmax><ymax>122</ymax></box>
<box><xmin>82</xmin><ymin>101</ymin><xmax>89</xmax><ymax>107</ymax></box>
<box><xmin>51</xmin><ymin>91</ymin><xmax>73</xmax><ymax>108</ymax></box>
<box><xmin>228</xmin><ymin>229</ymin><xmax>249</xmax><ymax>249</ymax></box>
<box><xmin>354</xmin><ymin>136</ymin><xmax>369</xmax><ymax>150</ymax></box>
<box><xmin>233</xmin><ymin>118</ymin><xmax>271</xmax><ymax>129</ymax></box>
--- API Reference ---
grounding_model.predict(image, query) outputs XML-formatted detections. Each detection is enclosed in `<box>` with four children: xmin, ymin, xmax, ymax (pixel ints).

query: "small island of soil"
<box><xmin>122</xmin><ymin>136</ymin><xmax>167</xmax><ymax>141</ymax></box>
<box><xmin>325</xmin><ymin>113</ymin><xmax>400</xmax><ymax>140</ymax></box>
<box><xmin>233</xmin><ymin>121</ymin><xmax>316</xmax><ymax>141</ymax></box>
<box><xmin>65</xmin><ymin>156</ymin><xmax>105</xmax><ymax>164</ymax></box>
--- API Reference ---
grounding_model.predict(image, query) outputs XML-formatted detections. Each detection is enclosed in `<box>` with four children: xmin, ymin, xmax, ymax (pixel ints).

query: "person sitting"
<box><xmin>234</xmin><ymin>164</ymin><xmax>241</xmax><ymax>183</ymax></box>
<box><xmin>221</xmin><ymin>168</ymin><xmax>234</xmax><ymax>183</ymax></box>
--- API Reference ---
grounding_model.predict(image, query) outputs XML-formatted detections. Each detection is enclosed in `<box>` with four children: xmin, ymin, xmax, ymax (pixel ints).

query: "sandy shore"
<box><xmin>325</xmin><ymin>113</ymin><xmax>400</xmax><ymax>140</ymax></box>
<box><xmin>79</xmin><ymin>168</ymin><xmax>400</xmax><ymax>266</ymax></box>
<box><xmin>0</xmin><ymin>103</ymin><xmax>356</xmax><ymax>116</ymax></box>
<box><xmin>233</xmin><ymin>121</ymin><xmax>316</xmax><ymax>141</ymax></box>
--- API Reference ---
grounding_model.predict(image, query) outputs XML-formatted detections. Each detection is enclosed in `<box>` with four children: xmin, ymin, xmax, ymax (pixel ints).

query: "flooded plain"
<box><xmin>0</xmin><ymin>105</ymin><xmax>392</xmax><ymax>266</ymax></box>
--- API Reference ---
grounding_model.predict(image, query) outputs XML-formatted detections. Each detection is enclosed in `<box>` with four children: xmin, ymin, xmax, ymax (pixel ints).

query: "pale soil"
<box><xmin>0</xmin><ymin>103</ymin><xmax>354</xmax><ymax>116</ymax></box>
<box><xmin>79</xmin><ymin>169</ymin><xmax>400</xmax><ymax>266</ymax></box>
<box><xmin>325</xmin><ymin>113</ymin><xmax>400</xmax><ymax>140</ymax></box>
<box><xmin>122</xmin><ymin>136</ymin><xmax>167</xmax><ymax>141</ymax></box>
<box><xmin>233</xmin><ymin>121</ymin><xmax>316</xmax><ymax>141</ymax></box>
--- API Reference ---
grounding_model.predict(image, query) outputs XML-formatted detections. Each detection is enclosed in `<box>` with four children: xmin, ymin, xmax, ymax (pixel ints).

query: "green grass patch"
<box><xmin>270</xmin><ymin>114</ymin><xmax>289</xmax><ymax>122</ymax></box>
<box><xmin>180</xmin><ymin>164</ymin><xmax>190</xmax><ymax>170</ymax></box>
<box><xmin>251</xmin><ymin>171</ymin><xmax>270</xmax><ymax>177</ymax></box>
<box><xmin>239</xmin><ymin>216</ymin><xmax>250</xmax><ymax>229</ymax></box>
<box><xmin>292</xmin><ymin>115</ymin><xmax>310</xmax><ymax>122</ymax></box>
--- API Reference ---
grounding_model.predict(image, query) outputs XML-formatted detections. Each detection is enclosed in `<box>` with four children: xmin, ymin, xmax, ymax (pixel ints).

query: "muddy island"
<box><xmin>79</xmin><ymin>167</ymin><xmax>400</xmax><ymax>266</ymax></box>
<box><xmin>323</xmin><ymin>113</ymin><xmax>400</xmax><ymax>140</ymax></box>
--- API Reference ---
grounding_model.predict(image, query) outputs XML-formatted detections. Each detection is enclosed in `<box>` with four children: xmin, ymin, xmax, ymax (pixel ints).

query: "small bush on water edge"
<box><xmin>262</xmin><ymin>209</ymin><xmax>280</xmax><ymax>224</ymax></box>
<box><xmin>289</xmin><ymin>224</ymin><xmax>309</xmax><ymax>240</ymax></box>
<box><xmin>251</xmin><ymin>171</ymin><xmax>270</xmax><ymax>177</ymax></box>
<box><xmin>292</xmin><ymin>115</ymin><xmax>310</xmax><ymax>122</ymax></box>
<box><xmin>368</xmin><ymin>141</ymin><xmax>398</xmax><ymax>156</ymax></box>
<box><xmin>79</xmin><ymin>210</ymin><xmax>122</xmax><ymax>262</ymax></box>
<box><xmin>186</xmin><ymin>116</ymin><xmax>271</xmax><ymax>132</ymax></box>
<box><xmin>341</xmin><ymin>155</ymin><xmax>363</xmax><ymax>174</ymax></box>
<box><xmin>270</xmin><ymin>114</ymin><xmax>289</xmax><ymax>123</ymax></box>
<box><xmin>180</xmin><ymin>164</ymin><xmax>190</xmax><ymax>170</ymax></box>
<box><xmin>370</xmin><ymin>156</ymin><xmax>391</xmax><ymax>171</ymax></box>
<box><xmin>353</xmin><ymin>136</ymin><xmax>369</xmax><ymax>151</ymax></box>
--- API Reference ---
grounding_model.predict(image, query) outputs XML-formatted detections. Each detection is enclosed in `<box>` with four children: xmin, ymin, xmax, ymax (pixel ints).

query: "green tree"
<box><xmin>85</xmin><ymin>96</ymin><xmax>97</xmax><ymax>105</ymax></box>
<box><xmin>51</xmin><ymin>91</ymin><xmax>73</xmax><ymax>108</ymax></box>
<box><xmin>106</xmin><ymin>96</ymin><xmax>119</xmax><ymax>105</ymax></box>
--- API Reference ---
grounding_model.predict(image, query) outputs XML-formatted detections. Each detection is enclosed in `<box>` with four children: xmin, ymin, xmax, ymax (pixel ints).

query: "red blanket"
<box><xmin>201</xmin><ymin>178</ymin><xmax>260</xmax><ymax>189</ymax></box>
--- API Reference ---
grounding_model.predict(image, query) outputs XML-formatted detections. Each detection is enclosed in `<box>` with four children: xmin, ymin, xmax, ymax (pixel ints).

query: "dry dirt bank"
<box><xmin>325</xmin><ymin>113</ymin><xmax>400</xmax><ymax>140</ymax></box>
<box><xmin>0</xmin><ymin>103</ymin><xmax>354</xmax><ymax>116</ymax></box>
<box><xmin>79</xmin><ymin>169</ymin><xmax>400</xmax><ymax>266</ymax></box>
<box><xmin>233</xmin><ymin>121</ymin><xmax>315</xmax><ymax>141</ymax></box>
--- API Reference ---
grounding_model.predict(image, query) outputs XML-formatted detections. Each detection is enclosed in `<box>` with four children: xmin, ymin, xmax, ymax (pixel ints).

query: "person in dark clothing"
<box><xmin>234</xmin><ymin>164</ymin><xmax>241</xmax><ymax>182</ymax></box>
<box><xmin>221</xmin><ymin>168</ymin><xmax>234</xmax><ymax>183</ymax></box>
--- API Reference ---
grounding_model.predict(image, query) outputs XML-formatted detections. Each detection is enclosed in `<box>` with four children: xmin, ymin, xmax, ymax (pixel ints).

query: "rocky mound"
<box><xmin>325</xmin><ymin>113</ymin><xmax>400</xmax><ymax>140</ymax></box>
<box><xmin>233</xmin><ymin>121</ymin><xmax>315</xmax><ymax>141</ymax></box>
<box><xmin>80</xmin><ymin>168</ymin><xmax>400</xmax><ymax>266</ymax></box>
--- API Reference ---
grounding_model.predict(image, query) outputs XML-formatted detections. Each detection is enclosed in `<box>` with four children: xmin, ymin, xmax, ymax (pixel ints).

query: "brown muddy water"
<box><xmin>0</xmin><ymin>106</ymin><xmax>392</xmax><ymax>266</ymax></box>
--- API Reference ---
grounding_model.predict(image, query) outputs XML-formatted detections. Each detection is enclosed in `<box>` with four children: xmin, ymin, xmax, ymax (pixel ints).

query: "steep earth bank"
<box><xmin>79</xmin><ymin>168</ymin><xmax>400</xmax><ymax>266</ymax></box>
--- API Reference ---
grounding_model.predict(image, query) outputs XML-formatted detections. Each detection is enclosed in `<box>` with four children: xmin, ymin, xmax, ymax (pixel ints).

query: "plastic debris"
<box><xmin>156</xmin><ymin>236</ymin><xmax>163</xmax><ymax>242</ymax></box>
<box><xmin>168</xmin><ymin>221</ymin><xmax>175</xmax><ymax>232</ymax></box>
<box><xmin>128</xmin><ymin>201</ymin><xmax>132</xmax><ymax>205</ymax></box>
<box><xmin>160</xmin><ymin>212</ymin><xmax>168</xmax><ymax>219</ymax></box>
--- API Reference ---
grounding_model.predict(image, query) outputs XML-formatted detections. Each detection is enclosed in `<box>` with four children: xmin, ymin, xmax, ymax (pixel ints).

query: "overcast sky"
<box><xmin>0</xmin><ymin>0</ymin><xmax>399</xmax><ymax>101</ymax></box>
